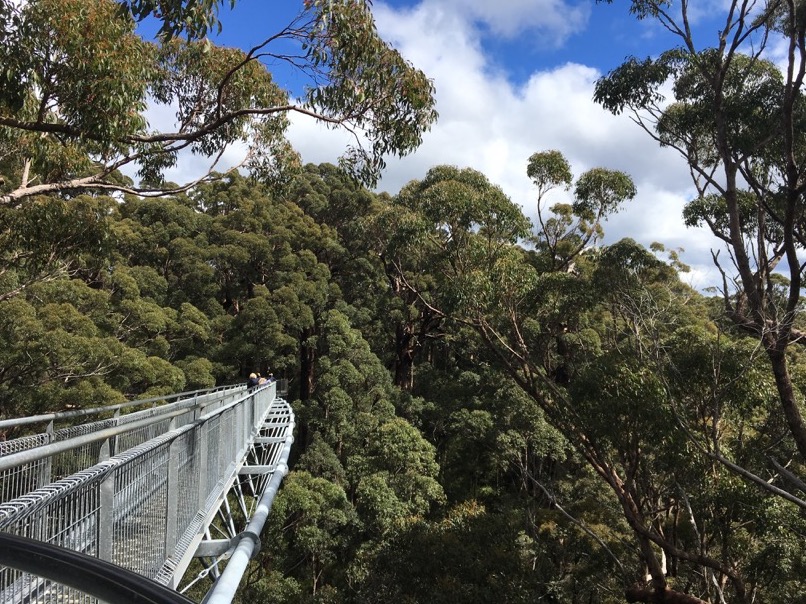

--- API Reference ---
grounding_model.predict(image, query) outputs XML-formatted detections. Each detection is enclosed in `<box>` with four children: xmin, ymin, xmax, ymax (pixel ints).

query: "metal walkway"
<box><xmin>0</xmin><ymin>382</ymin><xmax>295</xmax><ymax>603</ymax></box>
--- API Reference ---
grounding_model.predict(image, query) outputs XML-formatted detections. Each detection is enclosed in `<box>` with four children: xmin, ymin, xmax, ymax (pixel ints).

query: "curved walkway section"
<box><xmin>0</xmin><ymin>532</ymin><xmax>195</xmax><ymax>604</ymax></box>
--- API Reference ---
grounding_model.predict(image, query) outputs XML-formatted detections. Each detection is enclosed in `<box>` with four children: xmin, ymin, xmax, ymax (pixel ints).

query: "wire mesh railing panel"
<box><xmin>0</xmin><ymin>474</ymin><xmax>102</xmax><ymax>547</ymax></box>
<box><xmin>0</xmin><ymin>458</ymin><xmax>50</xmax><ymax>503</ymax></box>
<box><xmin>114</xmin><ymin>417</ymin><xmax>174</xmax><ymax>454</ymax></box>
<box><xmin>0</xmin><ymin>566</ymin><xmax>97</xmax><ymax>604</ymax></box>
<box><xmin>205</xmin><ymin>416</ymin><xmax>221</xmax><ymax>495</ymax></box>
<box><xmin>197</xmin><ymin>396</ymin><xmax>223</xmax><ymax>418</ymax></box>
<box><xmin>51</xmin><ymin>441</ymin><xmax>105</xmax><ymax>481</ymax></box>
<box><xmin>53</xmin><ymin>418</ymin><xmax>117</xmax><ymax>442</ymax></box>
<box><xmin>45</xmin><ymin>484</ymin><xmax>102</xmax><ymax>556</ymax></box>
<box><xmin>0</xmin><ymin>385</ymin><xmax>291</xmax><ymax>601</ymax></box>
<box><xmin>112</xmin><ymin>444</ymin><xmax>170</xmax><ymax>577</ymax></box>
<box><xmin>113</xmin><ymin>401</ymin><xmax>195</xmax><ymax>433</ymax></box>
<box><xmin>172</xmin><ymin>408</ymin><xmax>198</xmax><ymax>432</ymax></box>
<box><xmin>174</xmin><ymin>430</ymin><xmax>200</xmax><ymax>547</ymax></box>
<box><xmin>0</xmin><ymin>433</ymin><xmax>50</xmax><ymax>456</ymax></box>
<box><xmin>219</xmin><ymin>408</ymin><xmax>238</xmax><ymax>478</ymax></box>
<box><xmin>0</xmin><ymin>470</ymin><xmax>105</xmax><ymax>604</ymax></box>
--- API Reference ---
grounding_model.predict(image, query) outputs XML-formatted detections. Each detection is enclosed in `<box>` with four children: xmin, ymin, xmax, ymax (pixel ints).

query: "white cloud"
<box><xmin>293</xmin><ymin>8</ymin><xmax>715</xmax><ymax>293</ymax></box>
<box><xmin>129</xmin><ymin>0</ymin><xmax>725</xmax><ymax>288</ymax></box>
<box><xmin>425</xmin><ymin>0</ymin><xmax>590</xmax><ymax>43</ymax></box>
<box><xmin>286</xmin><ymin>0</ymin><xmax>724</xmax><ymax>287</ymax></box>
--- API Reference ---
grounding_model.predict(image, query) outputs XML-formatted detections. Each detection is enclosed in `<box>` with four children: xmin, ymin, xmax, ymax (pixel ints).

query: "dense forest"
<box><xmin>3</xmin><ymin>1</ymin><xmax>806</xmax><ymax>603</ymax></box>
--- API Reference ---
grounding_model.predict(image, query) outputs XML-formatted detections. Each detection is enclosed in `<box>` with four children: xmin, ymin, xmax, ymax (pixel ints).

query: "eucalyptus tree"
<box><xmin>0</xmin><ymin>194</ymin><xmax>113</xmax><ymax>302</ymax></box>
<box><xmin>253</xmin><ymin>308</ymin><xmax>445</xmax><ymax>601</ymax></box>
<box><xmin>0</xmin><ymin>189</ymin><xmax>229</xmax><ymax>421</ymax></box>
<box><xmin>0</xmin><ymin>264</ymin><xmax>200</xmax><ymax>423</ymax></box>
<box><xmin>258</xmin><ymin>470</ymin><xmax>359</xmax><ymax>599</ymax></box>
<box><xmin>594</xmin><ymin>0</ymin><xmax>806</xmax><ymax>536</ymax></box>
<box><xmin>0</xmin><ymin>0</ymin><xmax>436</xmax><ymax>203</ymax></box>
<box><xmin>365</xmin><ymin>166</ymin><xmax>532</xmax><ymax>391</ymax></box>
<box><xmin>186</xmin><ymin>172</ymin><xmax>336</xmax><ymax>389</ymax></box>
<box><xmin>287</xmin><ymin>163</ymin><xmax>393</xmax><ymax>375</ymax></box>
<box><xmin>380</xmin><ymin>155</ymin><xmax>806</xmax><ymax>602</ymax></box>
<box><xmin>528</xmin><ymin>149</ymin><xmax>636</xmax><ymax>272</ymax></box>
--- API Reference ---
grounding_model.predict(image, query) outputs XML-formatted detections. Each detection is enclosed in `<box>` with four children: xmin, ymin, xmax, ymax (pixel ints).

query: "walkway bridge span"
<box><xmin>0</xmin><ymin>382</ymin><xmax>295</xmax><ymax>604</ymax></box>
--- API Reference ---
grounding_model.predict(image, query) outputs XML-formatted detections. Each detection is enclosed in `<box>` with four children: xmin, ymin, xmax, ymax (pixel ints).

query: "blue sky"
<box><xmin>208</xmin><ymin>1</ymin><xmax>680</xmax><ymax>82</ymax></box>
<box><xmin>153</xmin><ymin>1</ymin><xmax>742</xmax><ymax>289</ymax></box>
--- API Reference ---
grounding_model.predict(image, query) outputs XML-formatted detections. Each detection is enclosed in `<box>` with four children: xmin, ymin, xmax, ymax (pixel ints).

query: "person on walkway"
<box><xmin>247</xmin><ymin>373</ymin><xmax>259</xmax><ymax>389</ymax></box>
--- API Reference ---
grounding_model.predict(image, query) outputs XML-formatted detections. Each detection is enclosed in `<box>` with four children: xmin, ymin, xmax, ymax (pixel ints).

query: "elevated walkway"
<box><xmin>0</xmin><ymin>381</ymin><xmax>294</xmax><ymax>603</ymax></box>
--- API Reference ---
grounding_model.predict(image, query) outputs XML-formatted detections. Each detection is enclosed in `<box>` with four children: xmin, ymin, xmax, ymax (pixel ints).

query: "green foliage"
<box><xmin>264</xmin><ymin>470</ymin><xmax>359</xmax><ymax>595</ymax></box>
<box><xmin>150</xmin><ymin>37</ymin><xmax>289</xmax><ymax>166</ymax></box>
<box><xmin>351</xmin><ymin>497</ymin><xmax>627</xmax><ymax>604</ymax></box>
<box><xmin>572</xmin><ymin>168</ymin><xmax>636</xmax><ymax>221</ymax></box>
<box><xmin>353</xmin><ymin>417</ymin><xmax>445</xmax><ymax>515</ymax></box>
<box><xmin>594</xmin><ymin>12</ymin><xmax>806</xmax><ymax>600</ymax></box>
<box><xmin>5</xmin><ymin>143</ymin><xmax>806</xmax><ymax>603</ymax></box>
<box><xmin>0</xmin><ymin>0</ymin><xmax>153</xmax><ymax>189</ymax></box>
<box><xmin>666</xmin><ymin>51</ymin><xmax>784</xmax><ymax>161</ymax></box>
<box><xmin>571</xmin><ymin>353</ymin><xmax>670</xmax><ymax>448</ymax></box>
<box><xmin>175</xmin><ymin>356</ymin><xmax>216</xmax><ymax>389</ymax></box>
<box><xmin>0</xmin><ymin>278</ymin><xmax>190</xmax><ymax>418</ymax></box>
<box><xmin>301</xmin><ymin>1</ymin><xmax>438</xmax><ymax>186</ymax></box>
<box><xmin>593</xmin><ymin>54</ymin><xmax>674</xmax><ymax>116</ymax></box>
<box><xmin>527</xmin><ymin>151</ymin><xmax>636</xmax><ymax>272</ymax></box>
<box><xmin>527</xmin><ymin>150</ymin><xmax>572</xmax><ymax>195</ymax></box>
<box><xmin>119</xmin><ymin>0</ymin><xmax>235</xmax><ymax>40</ymax></box>
<box><xmin>1</xmin><ymin>0</ymin><xmax>436</xmax><ymax>201</ymax></box>
<box><xmin>295</xmin><ymin>434</ymin><xmax>347</xmax><ymax>486</ymax></box>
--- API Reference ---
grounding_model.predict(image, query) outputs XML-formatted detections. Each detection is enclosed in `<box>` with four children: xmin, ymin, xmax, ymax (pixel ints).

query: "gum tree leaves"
<box><xmin>0</xmin><ymin>0</ymin><xmax>437</xmax><ymax>202</ymax></box>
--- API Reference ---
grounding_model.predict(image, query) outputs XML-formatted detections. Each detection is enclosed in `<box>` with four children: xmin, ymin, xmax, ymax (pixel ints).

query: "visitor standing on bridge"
<box><xmin>247</xmin><ymin>373</ymin><xmax>259</xmax><ymax>389</ymax></box>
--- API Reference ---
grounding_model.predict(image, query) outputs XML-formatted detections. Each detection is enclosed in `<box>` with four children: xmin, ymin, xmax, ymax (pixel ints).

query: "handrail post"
<box><xmin>42</xmin><ymin>420</ymin><xmax>54</xmax><ymax>486</ymax></box>
<box><xmin>98</xmin><ymin>470</ymin><xmax>114</xmax><ymax>562</ymax></box>
<box><xmin>111</xmin><ymin>408</ymin><xmax>121</xmax><ymax>457</ymax></box>
<box><xmin>198</xmin><ymin>420</ymin><xmax>209</xmax><ymax>511</ymax></box>
<box><xmin>165</xmin><ymin>435</ymin><xmax>180</xmax><ymax>563</ymax></box>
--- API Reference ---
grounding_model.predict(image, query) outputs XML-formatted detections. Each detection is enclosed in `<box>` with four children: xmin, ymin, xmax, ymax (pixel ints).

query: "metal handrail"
<box><xmin>0</xmin><ymin>382</ymin><xmax>294</xmax><ymax>603</ymax></box>
<box><xmin>0</xmin><ymin>532</ymin><xmax>195</xmax><ymax>604</ymax></box>
<box><xmin>0</xmin><ymin>384</ymin><xmax>244</xmax><ymax>430</ymax></box>
<box><xmin>0</xmin><ymin>405</ymin><xmax>193</xmax><ymax>474</ymax></box>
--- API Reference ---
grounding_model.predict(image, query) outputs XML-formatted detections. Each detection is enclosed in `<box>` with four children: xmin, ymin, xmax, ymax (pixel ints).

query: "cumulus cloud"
<box><xmin>425</xmin><ymin>0</ymin><xmax>590</xmax><ymax>43</ymax></box>
<box><xmin>131</xmin><ymin>0</ymin><xmax>722</xmax><ymax>287</ymax></box>
<box><xmin>287</xmin><ymin>0</ymin><xmax>720</xmax><ymax>285</ymax></box>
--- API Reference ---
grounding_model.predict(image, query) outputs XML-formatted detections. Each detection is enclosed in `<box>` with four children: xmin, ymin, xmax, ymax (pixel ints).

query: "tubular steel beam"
<box><xmin>202</xmin><ymin>429</ymin><xmax>294</xmax><ymax>604</ymax></box>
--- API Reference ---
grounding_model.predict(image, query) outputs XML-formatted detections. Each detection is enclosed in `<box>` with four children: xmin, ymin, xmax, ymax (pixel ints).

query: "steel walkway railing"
<box><xmin>0</xmin><ymin>382</ymin><xmax>295</xmax><ymax>604</ymax></box>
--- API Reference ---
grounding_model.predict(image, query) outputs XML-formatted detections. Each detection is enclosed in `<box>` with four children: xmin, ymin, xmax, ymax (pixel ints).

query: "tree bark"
<box><xmin>393</xmin><ymin>324</ymin><xmax>415</xmax><ymax>391</ymax></box>
<box><xmin>300</xmin><ymin>327</ymin><xmax>315</xmax><ymax>402</ymax></box>
<box><xmin>767</xmin><ymin>347</ymin><xmax>806</xmax><ymax>460</ymax></box>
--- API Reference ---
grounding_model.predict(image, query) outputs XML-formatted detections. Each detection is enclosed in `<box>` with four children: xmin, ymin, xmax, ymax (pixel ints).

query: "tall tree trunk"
<box><xmin>296</xmin><ymin>327</ymin><xmax>317</xmax><ymax>453</ymax></box>
<box><xmin>300</xmin><ymin>327</ymin><xmax>316</xmax><ymax>402</ymax></box>
<box><xmin>768</xmin><ymin>347</ymin><xmax>806</xmax><ymax>459</ymax></box>
<box><xmin>393</xmin><ymin>323</ymin><xmax>415</xmax><ymax>391</ymax></box>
